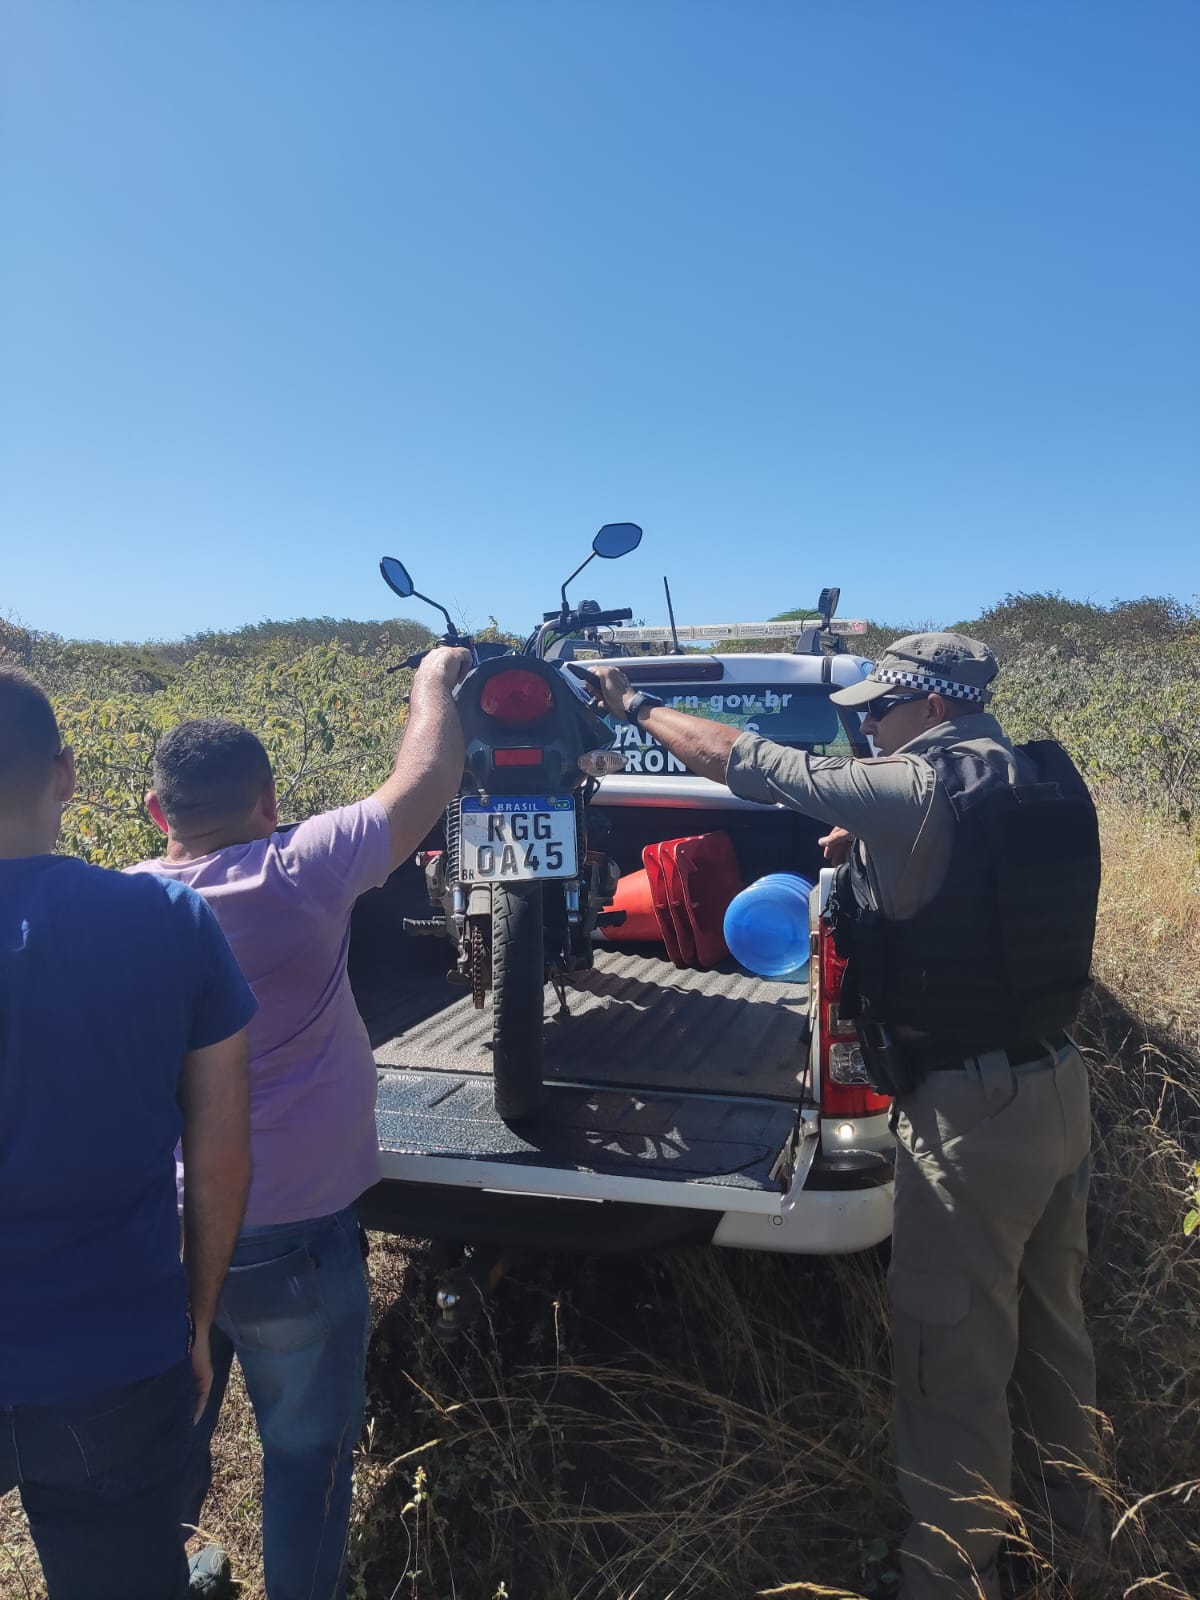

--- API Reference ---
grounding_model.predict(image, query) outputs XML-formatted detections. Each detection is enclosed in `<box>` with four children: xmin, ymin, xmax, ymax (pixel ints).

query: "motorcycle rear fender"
<box><xmin>456</xmin><ymin>655</ymin><xmax>612</xmax><ymax>796</ymax></box>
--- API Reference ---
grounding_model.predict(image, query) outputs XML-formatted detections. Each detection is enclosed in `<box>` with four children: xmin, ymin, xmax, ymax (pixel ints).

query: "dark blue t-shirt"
<box><xmin>0</xmin><ymin>854</ymin><xmax>257</xmax><ymax>1406</ymax></box>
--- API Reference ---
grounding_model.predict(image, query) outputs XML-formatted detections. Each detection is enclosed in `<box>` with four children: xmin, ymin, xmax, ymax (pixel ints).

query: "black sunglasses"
<box><xmin>861</xmin><ymin>691</ymin><xmax>929</xmax><ymax>722</ymax></box>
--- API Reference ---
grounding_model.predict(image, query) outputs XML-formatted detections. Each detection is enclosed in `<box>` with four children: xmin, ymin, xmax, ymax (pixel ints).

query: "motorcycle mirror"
<box><xmin>593</xmin><ymin>522</ymin><xmax>642</xmax><ymax>560</ymax></box>
<box><xmin>378</xmin><ymin>556</ymin><xmax>460</xmax><ymax>641</ymax></box>
<box><xmin>379</xmin><ymin>557</ymin><xmax>415</xmax><ymax>598</ymax></box>
<box><xmin>559</xmin><ymin>521</ymin><xmax>643</xmax><ymax>616</ymax></box>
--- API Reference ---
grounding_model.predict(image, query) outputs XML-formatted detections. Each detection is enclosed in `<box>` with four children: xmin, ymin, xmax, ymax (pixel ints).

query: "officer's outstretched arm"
<box><xmin>630</xmin><ymin>703</ymin><xmax>741</xmax><ymax>785</ymax></box>
<box><xmin>727</xmin><ymin>734</ymin><xmax>934</xmax><ymax>845</ymax></box>
<box><xmin>585</xmin><ymin>665</ymin><xmax>740</xmax><ymax>785</ymax></box>
<box><xmin>583</xmin><ymin>663</ymin><xmax>932</xmax><ymax>846</ymax></box>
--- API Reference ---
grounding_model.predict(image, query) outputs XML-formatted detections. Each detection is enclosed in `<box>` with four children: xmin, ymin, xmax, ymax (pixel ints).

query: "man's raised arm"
<box><xmin>373</xmin><ymin>646</ymin><xmax>471</xmax><ymax>873</ymax></box>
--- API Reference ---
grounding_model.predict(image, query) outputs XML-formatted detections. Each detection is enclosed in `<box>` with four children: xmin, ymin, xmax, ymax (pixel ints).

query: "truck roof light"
<box><xmin>612</xmin><ymin>619</ymin><xmax>868</xmax><ymax>643</ymax></box>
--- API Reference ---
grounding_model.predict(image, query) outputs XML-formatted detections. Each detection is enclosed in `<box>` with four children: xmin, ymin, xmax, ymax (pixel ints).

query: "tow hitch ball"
<box><xmin>433</xmin><ymin>1247</ymin><xmax>507</xmax><ymax>1341</ymax></box>
<box><xmin>435</xmin><ymin>1283</ymin><xmax>462</xmax><ymax>1333</ymax></box>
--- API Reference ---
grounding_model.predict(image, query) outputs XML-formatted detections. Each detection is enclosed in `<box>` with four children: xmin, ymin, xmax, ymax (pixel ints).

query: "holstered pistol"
<box><xmin>856</xmin><ymin>1020</ymin><xmax>918</xmax><ymax>1098</ymax></box>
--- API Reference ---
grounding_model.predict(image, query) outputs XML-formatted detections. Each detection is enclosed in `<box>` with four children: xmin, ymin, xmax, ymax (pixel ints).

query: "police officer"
<box><xmin>586</xmin><ymin>635</ymin><xmax>1102</xmax><ymax>1600</ymax></box>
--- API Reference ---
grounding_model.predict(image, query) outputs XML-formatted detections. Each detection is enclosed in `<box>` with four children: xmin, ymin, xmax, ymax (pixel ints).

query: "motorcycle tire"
<box><xmin>491</xmin><ymin>881</ymin><xmax>546</xmax><ymax>1122</ymax></box>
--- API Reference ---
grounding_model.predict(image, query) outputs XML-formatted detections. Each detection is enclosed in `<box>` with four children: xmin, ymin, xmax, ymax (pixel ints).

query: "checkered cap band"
<box><xmin>874</xmin><ymin>667</ymin><xmax>986</xmax><ymax>702</ymax></box>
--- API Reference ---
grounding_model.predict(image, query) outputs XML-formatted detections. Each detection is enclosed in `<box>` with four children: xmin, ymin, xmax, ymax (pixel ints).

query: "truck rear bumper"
<box><xmin>711</xmin><ymin>1179</ymin><xmax>894</xmax><ymax>1254</ymax></box>
<box><xmin>366</xmin><ymin>1069</ymin><xmax>894</xmax><ymax>1256</ymax></box>
<box><xmin>359</xmin><ymin>1179</ymin><xmax>721</xmax><ymax>1253</ymax></box>
<box><xmin>360</xmin><ymin>1167</ymin><xmax>894</xmax><ymax>1256</ymax></box>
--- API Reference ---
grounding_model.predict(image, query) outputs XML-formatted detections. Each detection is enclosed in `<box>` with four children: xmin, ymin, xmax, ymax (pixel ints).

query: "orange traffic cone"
<box><xmin>598</xmin><ymin>867</ymin><xmax>663</xmax><ymax>943</ymax></box>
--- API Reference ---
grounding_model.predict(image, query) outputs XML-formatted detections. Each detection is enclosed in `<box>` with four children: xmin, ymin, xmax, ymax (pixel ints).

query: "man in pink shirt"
<box><xmin>129</xmin><ymin>647</ymin><xmax>468</xmax><ymax>1600</ymax></box>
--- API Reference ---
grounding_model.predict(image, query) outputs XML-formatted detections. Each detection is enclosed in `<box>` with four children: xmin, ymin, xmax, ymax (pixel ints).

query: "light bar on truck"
<box><xmin>610</xmin><ymin>619</ymin><xmax>869</xmax><ymax>643</ymax></box>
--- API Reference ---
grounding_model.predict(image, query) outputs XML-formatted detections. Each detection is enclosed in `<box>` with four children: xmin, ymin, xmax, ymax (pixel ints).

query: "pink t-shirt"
<box><xmin>128</xmin><ymin>799</ymin><xmax>392</xmax><ymax>1225</ymax></box>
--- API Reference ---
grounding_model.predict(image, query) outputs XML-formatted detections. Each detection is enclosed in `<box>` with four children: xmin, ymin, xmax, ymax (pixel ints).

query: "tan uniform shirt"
<box><xmin>724</xmin><ymin>711</ymin><xmax>1030</xmax><ymax>921</ymax></box>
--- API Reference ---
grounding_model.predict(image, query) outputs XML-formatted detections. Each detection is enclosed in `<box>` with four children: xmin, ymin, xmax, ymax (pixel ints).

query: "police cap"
<box><xmin>829</xmin><ymin>631</ymin><xmax>999</xmax><ymax>709</ymax></box>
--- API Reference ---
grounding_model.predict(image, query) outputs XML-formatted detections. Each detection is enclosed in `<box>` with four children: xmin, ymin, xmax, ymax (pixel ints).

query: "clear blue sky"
<box><xmin>3</xmin><ymin>0</ymin><xmax>1197</xmax><ymax>644</ymax></box>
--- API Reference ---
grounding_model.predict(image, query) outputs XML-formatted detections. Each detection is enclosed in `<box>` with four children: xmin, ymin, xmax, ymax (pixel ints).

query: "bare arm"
<box><xmin>373</xmin><ymin>647</ymin><xmax>470</xmax><ymax>873</ymax></box>
<box><xmin>818</xmin><ymin>825</ymin><xmax>855</xmax><ymax>864</ymax></box>
<box><xmin>585</xmin><ymin>664</ymin><xmax>746</xmax><ymax>783</ymax></box>
<box><xmin>180</xmin><ymin>1028</ymin><xmax>251</xmax><ymax>1417</ymax></box>
<box><xmin>631</xmin><ymin>703</ymin><xmax>741</xmax><ymax>783</ymax></box>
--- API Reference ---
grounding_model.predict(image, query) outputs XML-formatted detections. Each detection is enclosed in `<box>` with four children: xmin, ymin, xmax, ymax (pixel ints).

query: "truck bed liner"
<box><xmin>363</xmin><ymin>947</ymin><xmax>809</xmax><ymax>1101</ymax></box>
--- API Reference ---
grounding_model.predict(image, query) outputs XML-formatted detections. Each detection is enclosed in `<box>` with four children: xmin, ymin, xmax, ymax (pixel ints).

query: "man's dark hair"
<box><xmin>153</xmin><ymin>719</ymin><xmax>273</xmax><ymax>826</ymax></box>
<box><xmin>0</xmin><ymin>664</ymin><xmax>62</xmax><ymax>808</ymax></box>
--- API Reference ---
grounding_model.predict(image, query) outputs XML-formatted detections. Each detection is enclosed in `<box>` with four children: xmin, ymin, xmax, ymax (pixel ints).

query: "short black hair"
<box><xmin>153</xmin><ymin>719</ymin><xmax>273</xmax><ymax>825</ymax></box>
<box><xmin>0</xmin><ymin>664</ymin><xmax>62</xmax><ymax>809</ymax></box>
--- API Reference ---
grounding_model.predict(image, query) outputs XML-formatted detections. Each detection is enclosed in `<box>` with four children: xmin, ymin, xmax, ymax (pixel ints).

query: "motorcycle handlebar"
<box><xmin>386</xmin><ymin>634</ymin><xmax>476</xmax><ymax>674</ymax></box>
<box><xmin>578</xmin><ymin>607</ymin><xmax>633</xmax><ymax>627</ymax></box>
<box><xmin>387</xmin><ymin>650</ymin><xmax>430</xmax><ymax>674</ymax></box>
<box><xmin>563</xmin><ymin>662</ymin><xmax>608</xmax><ymax>707</ymax></box>
<box><xmin>389</xmin><ymin>609</ymin><xmax>632</xmax><ymax>675</ymax></box>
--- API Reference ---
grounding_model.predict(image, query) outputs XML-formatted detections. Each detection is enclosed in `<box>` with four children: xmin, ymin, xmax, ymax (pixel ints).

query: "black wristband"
<box><xmin>625</xmin><ymin>691</ymin><xmax>665</xmax><ymax>726</ymax></box>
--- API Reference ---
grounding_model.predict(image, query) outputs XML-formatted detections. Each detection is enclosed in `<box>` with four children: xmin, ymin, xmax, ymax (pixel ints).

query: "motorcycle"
<box><xmin>379</xmin><ymin>522</ymin><xmax>642</xmax><ymax>1122</ymax></box>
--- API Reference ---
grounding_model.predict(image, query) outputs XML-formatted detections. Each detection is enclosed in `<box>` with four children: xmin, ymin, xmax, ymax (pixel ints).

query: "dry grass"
<box><xmin>3</xmin><ymin>791</ymin><xmax>1199</xmax><ymax>1600</ymax></box>
<box><xmin>1091</xmin><ymin>797</ymin><xmax>1200</xmax><ymax>1051</ymax></box>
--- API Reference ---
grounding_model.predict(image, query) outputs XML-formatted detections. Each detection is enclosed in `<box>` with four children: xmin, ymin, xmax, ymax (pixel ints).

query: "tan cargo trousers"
<box><xmin>889</xmin><ymin>1041</ymin><xmax>1100</xmax><ymax>1600</ymax></box>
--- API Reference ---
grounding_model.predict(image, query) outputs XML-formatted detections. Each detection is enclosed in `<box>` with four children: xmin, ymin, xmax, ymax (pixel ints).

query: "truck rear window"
<box><xmin>605</xmin><ymin>683</ymin><xmax>858</xmax><ymax>774</ymax></box>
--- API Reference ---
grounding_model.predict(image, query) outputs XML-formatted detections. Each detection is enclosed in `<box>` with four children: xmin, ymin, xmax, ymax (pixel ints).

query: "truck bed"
<box><xmin>355</xmin><ymin>938</ymin><xmax>809</xmax><ymax>1103</ymax></box>
<box><xmin>350</xmin><ymin>847</ymin><xmax>810</xmax><ymax>1103</ymax></box>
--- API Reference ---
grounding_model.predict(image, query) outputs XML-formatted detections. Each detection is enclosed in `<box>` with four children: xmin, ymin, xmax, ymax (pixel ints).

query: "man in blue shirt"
<box><xmin>0</xmin><ymin>665</ymin><xmax>256</xmax><ymax>1600</ymax></box>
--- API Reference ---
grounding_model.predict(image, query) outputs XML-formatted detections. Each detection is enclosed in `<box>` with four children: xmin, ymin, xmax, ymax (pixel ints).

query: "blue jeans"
<box><xmin>185</xmin><ymin>1205</ymin><xmax>371</xmax><ymax>1600</ymax></box>
<box><xmin>1</xmin><ymin>1358</ymin><xmax>192</xmax><ymax>1600</ymax></box>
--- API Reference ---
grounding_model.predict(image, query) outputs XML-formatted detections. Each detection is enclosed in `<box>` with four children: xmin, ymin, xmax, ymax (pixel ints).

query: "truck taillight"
<box><xmin>480</xmin><ymin>669</ymin><xmax>554</xmax><ymax>726</ymax></box>
<box><xmin>817</xmin><ymin>919</ymin><xmax>892</xmax><ymax>1119</ymax></box>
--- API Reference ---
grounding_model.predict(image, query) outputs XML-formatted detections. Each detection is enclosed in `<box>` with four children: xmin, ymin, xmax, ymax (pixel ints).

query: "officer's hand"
<box><xmin>417</xmin><ymin>646</ymin><xmax>473</xmax><ymax>690</ymax></box>
<box><xmin>582</xmin><ymin>663</ymin><xmax>635</xmax><ymax>721</ymax></box>
<box><xmin>819</xmin><ymin>826</ymin><xmax>855</xmax><ymax>865</ymax></box>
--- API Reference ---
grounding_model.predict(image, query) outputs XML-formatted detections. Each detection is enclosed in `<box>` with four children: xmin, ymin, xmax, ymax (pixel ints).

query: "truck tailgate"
<box><xmin>374</xmin><ymin>1072</ymin><xmax>800</xmax><ymax>1210</ymax></box>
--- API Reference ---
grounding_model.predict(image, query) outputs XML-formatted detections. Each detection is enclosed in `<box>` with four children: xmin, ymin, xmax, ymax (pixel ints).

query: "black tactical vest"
<box><xmin>828</xmin><ymin>739</ymin><xmax>1100</xmax><ymax>1058</ymax></box>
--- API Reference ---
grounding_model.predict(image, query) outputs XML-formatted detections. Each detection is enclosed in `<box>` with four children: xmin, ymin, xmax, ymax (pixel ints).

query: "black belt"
<box><xmin>903</xmin><ymin>1032</ymin><xmax>1070</xmax><ymax>1078</ymax></box>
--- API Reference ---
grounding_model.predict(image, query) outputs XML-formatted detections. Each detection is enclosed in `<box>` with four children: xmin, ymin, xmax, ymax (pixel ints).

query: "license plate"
<box><xmin>458</xmin><ymin>796</ymin><xmax>578</xmax><ymax>882</ymax></box>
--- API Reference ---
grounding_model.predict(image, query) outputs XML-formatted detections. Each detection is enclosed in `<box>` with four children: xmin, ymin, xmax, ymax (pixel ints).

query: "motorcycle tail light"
<box><xmin>480</xmin><ymin>669</ymin><xmax>555</xmax><ymax>725</ymax></box>
<box><xmin>494</xmin><ymin>747</ymin><xmax>543</xmax><ymax>767</ymax></box>
<box><xmin>578</xmin><ymin>750</ymin><xmax>627</xmax><ymax>776</ymax></box>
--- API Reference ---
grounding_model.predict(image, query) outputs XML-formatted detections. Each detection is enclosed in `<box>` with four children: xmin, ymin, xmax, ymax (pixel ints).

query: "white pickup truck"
<box><xmin>349</xmin><ymin>609</ymin><xmax>894</xmax><ymax>1280</ymax></box>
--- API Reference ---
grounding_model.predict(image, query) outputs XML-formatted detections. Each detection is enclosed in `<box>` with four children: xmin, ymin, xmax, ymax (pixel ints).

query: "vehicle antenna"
<box><xmin>663</xmin><ymin>576</ymin><xmax>683</xmax><ymax>655</ymax></box>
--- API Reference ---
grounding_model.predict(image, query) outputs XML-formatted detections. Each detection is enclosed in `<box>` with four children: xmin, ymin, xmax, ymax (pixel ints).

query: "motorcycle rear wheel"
<box><xmin>491</xmin><ymin>881</ymin><xmax>546</xmax><ymax>1122</ymax></box>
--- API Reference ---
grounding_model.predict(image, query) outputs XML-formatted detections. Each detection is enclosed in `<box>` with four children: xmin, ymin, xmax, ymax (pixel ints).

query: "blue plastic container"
<box><xmin>722</xmin><ymin>872</ymin><xmax>815</xmax><ymax>980</ymax></box>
